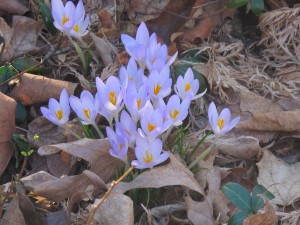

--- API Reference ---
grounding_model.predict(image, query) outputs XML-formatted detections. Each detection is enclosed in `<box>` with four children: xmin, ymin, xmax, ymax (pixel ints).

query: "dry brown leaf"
<box><xmin>126</xmin><ymin>0</ymin><xmax>171</xmax><ymax>23</ymax></box>
<box><xmin>18</xmin><ymin>192</ymin><xmax>48</xmax><ymax>225</ymax></box>
<box><xmin>146</xmin><ymin>0</ymin><xmax>196</xmax><ymax>44</ymax></box>
<box><xmin>38</xmin><ymin>138</ymin><xmax>122</xmax><ymax>182</ymax></box>
<box><xmin>182</xmin><ymin>0</ymin><xmax>235</xmax><ymax>42</ymax></box>
<box><xmin>243</xmin><ymin>201</ymin><xmax>277</xmax><ymax>225</ymax></box>
<box><xmin>0</xmin><ymin>196</ymin><xmax>26</xmax><ymax>225</ymax></box>
<box><xmin>0</xmin><ymin>92</ymin><xmax>16</xmax><ymax>176</ymax></box>
<box><xmin>92</xmin><ymin>193</ymin><xmax>134</xmax><ymax>225</ymax></box>
<box><xmin>9</xmin><ymin>73</ymin><xmax>78</xmax><ymax>105</ymax></box>
<box><xmin>90</xmin><ymin>33</ymin><xmax>117</xmax><ymax>66</ymax></box>
<box><xmin>27</xmin><ymin>117</ymin><xmax>67</xmax><ymax>148</ymax></box>
<box><xmin>207</xmin><ymin>135</ymin><xmax>262</xmax><ymax>159</ymax></box>
<box><xmin>0</xmin><ymin>16</ymin><xmax>41</xmax><ymax>64</ymax></box>
<box><xmin>213</xmin><ymin>191</ymin><xmax>230</xmax><ymax>223</ymax></box>
<box><xmin>186</xmin><ymin>167</ymin><xmax>221</xmax><ymax>225</ymax></box>
<box><xmin>257</xmin><ymin>150</ymin><xmax>300</xmax><ymax>205</ymax></box>
<box><xmin>0</xmin><ymin>0</ymin><xmax>28</xmax><ymax>14</ymax></box>
<box><xmin>240</xmin><ymin>91</ymin><xmax>282</xmax><ymax>114</ymax></box>
<box><xmin>113</xmin><ymin>152</ymin><xmax>204</xmax><ymax>195</ymax></box>
<box><xmin>238</xmin><ymin>111</ymin><xmax>300</xmax><ymax>132</ymax></box>
<box><xmin>47</xmin><ymin>152</ymin><xmax>77</xmax><ymax>177</ymax></box>
<box><xmin>23</xmin><ymin>172</ymin><xmax>90</xmax><ymax>202</ymax></box>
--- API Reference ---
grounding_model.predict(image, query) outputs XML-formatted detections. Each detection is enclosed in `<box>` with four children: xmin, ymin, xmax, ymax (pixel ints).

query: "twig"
<box><xmin>86</xmin><ymin>165</ymin><xmax>136</xmax><ymax>225</ymax></box>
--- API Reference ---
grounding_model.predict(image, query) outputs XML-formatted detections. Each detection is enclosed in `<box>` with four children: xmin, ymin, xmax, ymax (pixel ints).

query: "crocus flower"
<box><xmin>165</xmin><ymin>95</ymin><xmax>190</xmax><ymax>126</ymax></box>
<box><xmin>208</xmin><ymin>102</ymin><xmax>240</xmax><ymax>136</ymax></box>
<box><xmin>41</xmin><ymin>88</ymin><xmax>70</xmax><ymax>126</ymax></box>
<box><xmin>121</xmin><ymin>22</ymin><xmax>157</xmax><ymax>68</ymax></box>
<box><xmin>139</xmin><ymin>103</ymin><xmax>172</xmax><ymax>140</ymax></box>
<box><xmin>119</xmin><ymin>57</ymin><xmax>146</xmax><ymax>89</ymax></box>
<box><xmin>69</xmin><ymin>90</ymin><xmax>99</xmax><ymax>125</ymax></box>
<box><xmin>147</xmin><ymin>65</ymin><xmax>172</xmax><ymax>99</ymax></box>
<box><xmin>145</xmin><ymin>41</ymin><xmax>178</xmax><ymax>72</ymax></box>
<box><xmin>124</xmin><ymin>83</ymin><xmax>151</xmax><ymax>122</ymax></box>
<box><xmin>96</xmin><ymin>76</ymin><xmax>124</xmax><ymax>120</ymax></box>
<box><xmin>131</xmin><ymin>136</ymin><xmax>169</xmax><ymax>169</ymax></box>
<box><xmin>118</xmin><ymin>110</ymin><xmax>137</xmax><ymax>146</ymax></box>
<box><xmin>106</xmin><ymin>126</ymin><xmax>128</xmax><ymax>162</ymax></box>
<box><xmin>52</xmin><ymin>0</ymin><xmax>89</xmax><ymax>37</ymax></box>
<box><xmin>174</xmin><ymin>68</ymin><xmax>206</xmax><ymax>101</ymax></box>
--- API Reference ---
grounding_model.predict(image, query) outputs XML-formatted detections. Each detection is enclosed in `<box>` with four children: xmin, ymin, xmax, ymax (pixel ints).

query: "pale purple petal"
<box><xmin>219</xmin><ymin>108</ymin><xmax>231</xmax><ymax>126</ymax></box>
<box><xmin>136</xmin><ymin>22</ymin><xmax>149</xmax><ymax>46</ymax></box>
<box><xmin>208</xmin><ymin>102</ymin><xmax>218</xmax><ymax>130</ymax></box>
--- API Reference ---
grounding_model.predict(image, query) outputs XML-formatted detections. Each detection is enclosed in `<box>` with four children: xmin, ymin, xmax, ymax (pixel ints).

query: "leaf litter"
<box><xmin>1</xmin><ymin>0</ymin><xmax>300</xmax><ymax>224</ymax></box>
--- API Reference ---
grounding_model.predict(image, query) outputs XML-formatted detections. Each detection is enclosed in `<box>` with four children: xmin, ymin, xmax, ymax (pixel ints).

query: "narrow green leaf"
<box><xmin>251</xmin><ymin>184</ymin><xmax>275</xmax><ymax>213</ymax></box>
<box><xmin>251</xmin><ymin>0</ymin><xmax>264</xmax><ymax>14</ymax></box>
<box><xmin>21</xmin><ymin>151</ymin><xmax>27</xmax><ymax>157</ymax></box>
<box><xmin>222</xmin><ymin>182</ymin><xmax>252</xmax><ymax>213</ymax></box>
<box><xmin>15</xmin><ymin>102</ymin><xmax>27</xmax><ymax>123</ymax></box>
<box><xmin>0</xmin><ymin>65</ymin><xmax>17</xmax><ymax>93</ymax></box>
<box><xmin>28</xmin><ymin>150</ymin><xmax>34</xmax><ymax>156</ymax></box>
<box><xmin>228</xmin><ymin>211</ymin><xmax>250</xmax><ymax>225</ymax></box>
<box><xmin>227</xmin><ymin>0</ymin><xmax>248</xmax><ymax>8</ymax></box>
<box><xmin>39</xmin><ymin>2</ymin><xmax>57</xmax><ymax>35</ymax></box>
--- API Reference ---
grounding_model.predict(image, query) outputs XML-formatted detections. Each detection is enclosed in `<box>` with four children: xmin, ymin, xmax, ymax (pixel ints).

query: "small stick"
<box><xmin>86</xmin><ymin>164</ymin><xmax>136</xmax><ymax>225</ymax></box>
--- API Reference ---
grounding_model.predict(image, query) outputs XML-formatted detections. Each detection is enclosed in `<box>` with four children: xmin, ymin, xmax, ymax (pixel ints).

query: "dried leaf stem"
<box><xmin>86</xmin><ymin>164</ymin><xmax>136</xmax><ymax>225</ymax></box>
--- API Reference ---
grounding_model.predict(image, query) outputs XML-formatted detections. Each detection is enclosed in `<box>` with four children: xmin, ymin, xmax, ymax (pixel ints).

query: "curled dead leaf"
<box><xmin>9</xmin><ymin>73</ymin><xmax>78</xmax><ymax>105</ymax></box>
<box><xmin>0</xmin><ymin>0</ymin><xmax>28</xmax><ymax>14</ymax></box>
<box><xmin>113</xmin><ymin>152</ymin><xmax>204</xmax><ymax>195</ymax></box>
<box><xmin>0</xmin><ymin>16</ymin><xmax>41</xmax><ymax>64</ymax></box>
<box><xmin>38</xmin><ymin>138</ymin><xmax>122</xmax><ymax>182</ymax></box>
<box><xmin>243</xmin><ymin>201</ymin><xmax>277</xmax><ymax>225</ymax></box>
<box><xmin>238</xmin><ymin>111</ymin><xmax>300</xmax><ymax>132</ymax></box>
<box><xmin>0</xmin><ymin>92</ymin><xmax>16</xmax><ymax>175</ymax></box>
<box><xmin>257</xmin><ymin>150</ymin><xmax>300</xmax><ymax>205</ymax></box>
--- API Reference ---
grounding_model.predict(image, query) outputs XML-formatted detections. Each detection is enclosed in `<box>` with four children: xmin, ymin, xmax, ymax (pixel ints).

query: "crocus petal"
<box><xmin>48</xmin><ymin>98</ymin><xmax>60</xmax><ymax>113</ymax></box>
<box><xmin>219</xmin><ymin>108</ymin><xmax>231</xmax><ymax>126</ymax></box>
<box><xmin>136</xmin><ymin>22</ymin><xmax>149</xmax><ymax>46</ymax></box>
<box><xmin>227</xmin><ymin>116</ymin><xmax>240</xmax><ymax>131</ymax></box>
<box><xmin>154</xmin><ymin>152</ymin><xmax>169</xmax><ymax>165</ymax></box>
<box><xmin>208</xmin><ymin>102</ymin><xmax>218</xmax><ymax>130</ymax></box>
<box><xmin>121</xmin><ymin>34</ymin><xmax>136</xmax><ymax>46</ymax></box>
<box><xmin>74</xmin><ymin>0</ymin><xmax>84</xmax><ymax>22</ymax></box>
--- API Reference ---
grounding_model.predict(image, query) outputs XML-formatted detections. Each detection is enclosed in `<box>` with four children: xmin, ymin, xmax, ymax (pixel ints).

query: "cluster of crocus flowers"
<box><xmin>41</xmin><ymin>20</ymin><xmax>239</xmax><ymax>170</ymax></box>
<box><xmin>51</xmin><ymin>0</ymin><xmax>89</xmax><ymax>38</ymax></box>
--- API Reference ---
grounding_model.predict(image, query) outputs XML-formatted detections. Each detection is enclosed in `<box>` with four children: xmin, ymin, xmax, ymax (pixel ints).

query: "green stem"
<box><xmin>188</xmin><ymin>142</ymin><xmax>214</xmax><ymax>170</ymax></box>
<box><xmin>63</xmin><ymin>125</ymin><xmax>82</xmax><ymax>140</ymax></box>
<box><xmin>92</xmin><ymin>123</ymin><xmax>104</xmax><ymax>139</ymax></box>
<box><xmin>188</xmin><ymin>130</ymin><xmax>213</xmax><ymax>161</ymax></box>
<box><xmin>67</xmin><ymin>35</ymin><xmax>88</xmax><ymax>74</ymax></box>
<box><xmin>162</xmin><ymin>125</ymin><xmax>174</xmax><ymax>142</ymax></box>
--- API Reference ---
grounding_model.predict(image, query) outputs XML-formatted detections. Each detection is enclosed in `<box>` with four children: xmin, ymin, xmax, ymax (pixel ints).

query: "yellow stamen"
<box><xmin>62</xmin><ymin>16</ymin><xmax>70</xmax><ymax>25</ymax></box>
<box><xmin>108</xmin><ymin>92</ymin><xmax>117</xmax><ymax>105</ymax></box>
<box><xmin>170</xmin><ymin>109</ymin><xmax>179</xmax><ymax>119</ymax></box>
<box><xmin>137</xmin><ymin>99</ymin><xmax>142</xmax><ymax>109</ymax></box>
<box><xmin>148</xmin><ymin>121</ymin><xmax>156</xmax><ymax>132</ymax></box>
<box><xmin>129</xmin><ymin>76</ymin><xmax>134</xmax><ymax>81</ymax></box>
<box><xmin>143</xmin><ymin>150</ymin><xmax>153</xmax><ymax>163</ymax></box>
<box><xmin>73</xmin><ymin>24</ymin><xmax>79</xmax><ymax>33</ymax></box>
<box><xmin>55</xmin><ymin>109</ymin><xmax>63</xmax><ymax>120</ymax></box>
<box><xmin>119</xmin><ymin>144</ymin><xmax>124</xmax><ymax>151</ymax></box>
<box><xmin>153</xmin><ymin>84</ymin><xmax>161</xmax><ymax>95</ymax></box>
<box><xmin>218</xmin><ymin>119</ymin><xmax>225</xmax><ymax>130</ymax></box>
<box><xmin>83</xmin><ymin>109</ymin><xmax>91</xmax><ymax>119</ymax></box>
<box><xmin>185</xmin><ymin>83</ymin><xmax>191</xmax><ymax>92</ymax></box>
<box><xmin>151</xmin><ymin>56</ymin><xmax>156</xmax><ymax>65</ymax></box>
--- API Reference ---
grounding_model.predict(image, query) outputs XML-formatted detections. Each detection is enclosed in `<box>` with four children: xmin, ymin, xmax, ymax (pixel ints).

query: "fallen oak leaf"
<box><xmin>113</xmin><ymin>152</ymin><xmax>204</xmax><ymax>195</ymax></box>
<box><xmin>257</xmin><ymin>150</ymin><xmax>300</xmax><ymax>205</ymax></box>
<box><xmin>0</xmin><ymin>92</ymin><xmax>16</xmax><ymax>176</ymax></box>
<box><xmin>9</xmin><ymin>73</ymin><xmax>78</xmax><ymax>105</ymax></box>
<box><xmin>243</xmin><ymin>201</ymin><xmax>277</xmax><ymax>225</ymax></box>
<box><xmin>38</xmin><ymin>138</ymin><xmax>123</xmax><ymax>182</ymax></box>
